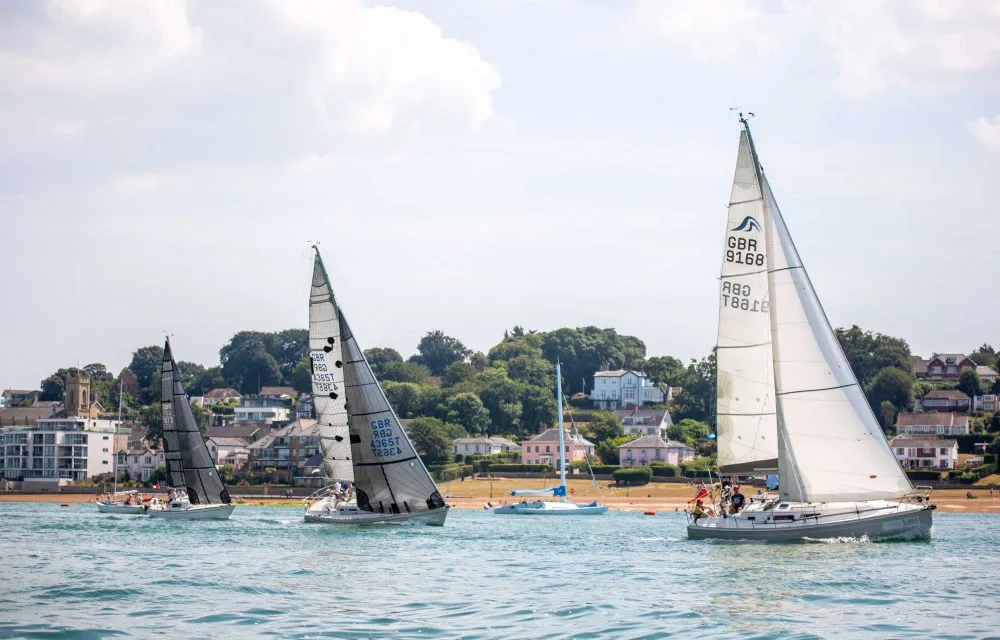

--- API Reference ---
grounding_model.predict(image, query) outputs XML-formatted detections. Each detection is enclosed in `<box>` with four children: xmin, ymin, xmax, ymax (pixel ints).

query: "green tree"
<box><xmin>412</xmin><ymin>330</ymin><xmax>471</xmax><ymax>376</ymax></box>
<box><xmin>958</xmin><ymin>369</ymin><xmax>984</xmax><ymax>400</ymax></box>
<box><xmin>194</xmin><ymin>366</ymin><xmax>225</xmax><ymax>394</ymax></box>
<box><xmin>219</xmin><ymin>333</ymin><xmax>282</xmax><ymax>394</ymax></box>
<box><xmin>473</xmin><ymin>367</ymin><xmax>526</xmax><ymax>434</ymax></box>
<box><xmin>866</xmin><ymin>366</ymin><xmax>915</xmax><ymax>415</ymax></box>
<box><xmin>146</xmin><ymin>465</ymin><xmax>168</xmax><ymax>486</ymax></box>
<box><xmin>668</xmin><ymin>419</ymin><xmax>711</xmax><ymax>447</ymax></box>
<box><xmin>39</xmin><ymin>367</ymin><xmax>79</xmax><ymax>401</ymax></box>
<box><xmin>989</xmin><ymin>413</ymin><xmax>1000</xmax><ymax>433</ymax></box>
<box><xmin>540</xmin><ymin>327</ymin><xmax>647</xmax><ymax>395</ymax></box>
<box><xmin>406</xmin><ymin>417</ymin><xmax>458</xmax><ymax>464</ymax></box>
<box><xmin>488</xmin><ymin>333</ymin><xmax>544</xmax><ymax>362</ymax></box>
<box><xmin>968</xmin><ymin>344</ymin><xmax>996</xmax><ymax>366</ymax></box>
<box><xmin>290</xmin><ymin>357</ymin><xmax>312</xmax><ymax>393</ymax></box>
<box><xmin>446</xmin><ymin>393</ymin><xmax>491</xmax><ymax>434</ymax></box>
<box><xmin>643</xmin><ymin>356</ymin><xmax>685</xmax><ymax>386</ymax></box>
<box><xmin>520</xmin><ymin>386</ymin><xmax>558</xmax><ymax>434</ymax></box>
<box><xmin>834</xmin><ymin>325</ymin><xmax>913</xmax><ymax>387</ymax></box>
<box><xmin>129</xmin><ymin>345</ymin><xmax>165</xmax><ymax>388</ymax></box>
<box><xmin>83</xmin><ymin>363</ymin><xmax>113</xmax><ymax>382</ymax></box>
<box><xmin>365</xmin><ymin>347</ymin><xmax>404</xmax><ymax>379</ymax></box>
<box><xmin>140</xmin><ymin>403</ymin><xmax>163</xmax><ymax>445</ymax></box>
<box><xmin>382</xmin><ymin>382</ymin><xmax>425</xmax><ymax>418</ymax></box>
<box><xmin>879</xmin><ymin>400</ymin><xmax>897</xmax><ymax>432</ymax></box>
<box><xmin>218</xmin><ymin>464</ymin><xmax>236</xmax><ymax>483</ymax></box>
<box><xmin>588</xmin><ymin>411</ymin><xmax>623</xmax><ymax>444</ymax></box>
<box><xmin>505</xmin><ymin>354</ymin><xmax>555</xmax><ymax>390</ymax></box>
<box><xmin>191</xmin><ymin>403</ymin><xmax>210</xmax><ymax>433</ymax></box>
<box><xmin>595</xmin><ymin>434</ymin><xmax>637</xmax><ymax>465</ymax></box>
<box><xmin>993</xmin><ymin>378</ymin><xmax>1000</xmax><ymax>395</ymax></box>
<box><xmin>671</xmin><ymin>353</ymin><xmax>716</xmax><ymax>424</ymax></box>
<box><xmin>380</xmin><ymin>361</ymin><xmax>430</xmax><ymax>384</ymax></box>
<box><xmin>442</xmin><ymin>361</ymin><xmax>476</xmax><ymax>386</ymax></box>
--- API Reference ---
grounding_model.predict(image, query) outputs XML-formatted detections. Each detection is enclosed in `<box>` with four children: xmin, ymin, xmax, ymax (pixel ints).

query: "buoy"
<box><xmin>644</xmin><ymin>510</ymin><xmax>656</xmax><ymax>516</ymax></box>
<box><xmin>60</xmin><ymin>503</ymin><xmax>71</xmax><ymax>508</ymax></box>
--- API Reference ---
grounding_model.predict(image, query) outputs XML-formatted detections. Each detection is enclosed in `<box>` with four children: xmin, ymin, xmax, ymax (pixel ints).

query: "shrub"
<box><xmin>651</xmin><ymin>464</ymin><xmax>682</xmax><ymax>477</ymax></box>
<box><xmin>683</xmin><ymin>470</ymin><xmax>712</xmax><ymax>479</ymax></box>
<box><xmin>489</xmin><ymin>464</ymin><xmax>552</xmax><ymax>473</ymax></box>
<box><xmin>588</xmin><ymin>465</ymin><xmax>620</xmax><ymax>475</ymax></box>
<box><xmin>613</xmin><ymin>467</ymin><xmax>652</xmax><ymax>486</ymax></box>
<box><xmin>905</xmin><ymin>470</ymin><xmax>942</xmax><ymax>482</ymax></box>
<box><xmin>429</xmin><ymin>464</ymin><xmax>474</xmax><ymax>482</ymax></box>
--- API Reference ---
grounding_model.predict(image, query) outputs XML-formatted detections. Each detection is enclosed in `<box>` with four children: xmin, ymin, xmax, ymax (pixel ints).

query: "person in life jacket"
<box><xmin>692</xmin><ymin>499</ymin><xmax>715</xmax><ymax>522</ymax></box>
<box><xmin>730</xmin><ymin>485</ymin><xmax>747</xmax><ymax>513</ymax></box>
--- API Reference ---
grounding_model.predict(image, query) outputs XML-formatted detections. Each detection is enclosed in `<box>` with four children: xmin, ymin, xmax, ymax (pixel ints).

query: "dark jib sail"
<box><xmin>338</xmin><ymin>312</ymin><xmax>445</xmax><ymax>515</ymax></box>
<box><xmin>160</xmin><ymin>339</ymin><xmax>231</xmax><ymax>505</ymax></box>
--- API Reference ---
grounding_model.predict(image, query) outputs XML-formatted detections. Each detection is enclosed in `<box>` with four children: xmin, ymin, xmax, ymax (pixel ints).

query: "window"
<box><xmin>545</xmin><ymin>446</ymin><xmax>551</xmax><ymax>453</ymax></box>
<box><xmin>103</xmin><ymin>436</ymin><xmax>109</xmax><ymax>440</ymax></box>
<box><xmin>940</xmin><ymin>448</ymin><xmax>948</xmax><ymax>455</ymax></box>
<box><xmin>896</xmin><ymin>448</ymin><xmax>904</xmax><ymax>455</ymax></box>
<box><xmin>102</xmin><ymin>448</ymin><xmax>108</xmax><ymax>453</ymax></box>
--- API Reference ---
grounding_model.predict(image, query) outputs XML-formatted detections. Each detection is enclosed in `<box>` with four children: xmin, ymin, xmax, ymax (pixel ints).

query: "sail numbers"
<box><xmin>725</xmin><ymin>236</ymin><xmax>764</xmax><ymax>266</ymax></box>
<box><xmin>311</xmin><ymin>350</ymin><xmax>339</xmax><ymax>394</ymax></box>
<box><xmin>721</xmin><ymin>281</ymin><xmax>769</xmax><ymax>313</ymax></box>
<box><xmin>370</xmin><ymin>419</ymin><xmax>403</xmax><ymax>458</ymax></box>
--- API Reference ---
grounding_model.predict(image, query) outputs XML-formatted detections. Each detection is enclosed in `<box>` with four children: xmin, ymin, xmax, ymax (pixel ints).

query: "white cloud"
<box><xmin>0</xmin><ymin>0</ymin><xmax>201</xmax><ymax>87</ymax></box>
<box><xmin>821</xmin><ymin>0</ymin><xmax>1000</xmax><ymax>98</ymax></box>
<box><xmin>625</xmin><ymin>0</ymin><xmax>784</xmax><ymax>63</ymax></box>
<box><xmin>267</xmin><ymin>0</ymin><xmax>502</xmax><ymax>136</ymax></box>
<box><xmin>968</xmin><ymin>115</ymin><xmax>1000</xmax><ymax>150</ymax></box>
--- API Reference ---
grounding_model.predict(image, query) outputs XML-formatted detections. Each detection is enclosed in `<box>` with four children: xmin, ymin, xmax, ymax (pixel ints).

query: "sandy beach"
<box><xmin>4</xmin><ymin>478</ymin><xmax>1000</xmax><ymax>513</ymax></box>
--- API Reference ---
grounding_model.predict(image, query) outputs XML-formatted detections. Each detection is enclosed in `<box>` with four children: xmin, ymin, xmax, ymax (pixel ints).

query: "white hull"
<box><xmin>492</xmin><ymin>500</ymin><xmax>609</xmax><ymax>515</ymax></box>
<box><xmin>148</xmin><ymin>504</ymin><xmax>235</xmax><ymax>520</ymax></box>
<box><xmin>305</xmin><ymin>505</ymin><xmax>449</xmax><ymax>526</ymax></box>
<box><xmin>688</xmin><ymin>500</ymin><xmax>932</xmax><ymax>542</ymax></box>
<box><xmin>96</xmin><ymin>503</ymin><xmax>147</xmax><ymax>515</ymax></box>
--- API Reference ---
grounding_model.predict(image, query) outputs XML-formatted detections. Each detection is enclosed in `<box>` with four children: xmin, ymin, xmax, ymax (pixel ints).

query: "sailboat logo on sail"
<box><xmin>731</xmin><ymin>216</ymin><xmax>761</xmax><ymax>232</ymax></box>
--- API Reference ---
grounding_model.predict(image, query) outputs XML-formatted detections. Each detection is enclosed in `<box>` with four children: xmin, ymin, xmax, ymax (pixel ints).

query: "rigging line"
<box><xmin>767</xmin><ymin>265</ymin><xmax>805</xmax><ymax>274</ymax></box>
<box><xmin>728</xmin><ymin>196</ymin><xmax>763</xmax><ymax>206</ymax></box>
<box><xmin>720</xmin><ymin>269</ymin><xmax>767</xmax><ymax>278</ymax></box>
<box><xmin>354</xmin><ymin>455</ymin><xmax>421</xmax><ymax>468</ymax></box>
<box><xmin>717</xmin><ymin>342</ymin><xmax>771</xmax><ymax>349</ymax></box>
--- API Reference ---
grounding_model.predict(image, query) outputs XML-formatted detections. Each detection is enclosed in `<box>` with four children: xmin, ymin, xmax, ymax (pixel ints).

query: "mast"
<box><xmin>113</xmin><ymin>378</ymin><xmax>122</xmax><ymax>496</ymax></box>
<box><xmin>556</xmin><ymin>361</ymin><xmax>566</xmax><ymax>502</ymax></box>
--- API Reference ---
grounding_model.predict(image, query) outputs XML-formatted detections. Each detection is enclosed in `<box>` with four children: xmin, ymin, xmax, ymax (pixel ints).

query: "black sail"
<box><xmin>160</xmin><ymin>339</ymin><xmax>231</xmax><ymax>505</ymax></box>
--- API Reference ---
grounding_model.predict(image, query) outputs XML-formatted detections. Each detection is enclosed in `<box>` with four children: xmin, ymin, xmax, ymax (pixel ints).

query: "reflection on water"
<box><xmin>0</xmin><ymin>503</ymin><xmax>996</xmax><ymax>638</ymax></box>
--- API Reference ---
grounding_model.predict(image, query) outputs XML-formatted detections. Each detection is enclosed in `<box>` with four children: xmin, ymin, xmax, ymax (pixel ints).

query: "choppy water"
<box><xmin>0</xmin><ymin>503</ymin><xmax>997</xmax><ymax>639</ymax></box>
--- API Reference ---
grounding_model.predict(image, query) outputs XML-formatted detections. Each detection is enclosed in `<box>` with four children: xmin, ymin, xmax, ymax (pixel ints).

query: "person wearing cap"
<box><xmin>692</xmin><ymin>499</ymin><xmax>715</xmax><ymax>522</ymax></box>
<box><xmin>730</xmin><ymin>485</ymin><xmax>746</xmax><ymax>513</ymax></box>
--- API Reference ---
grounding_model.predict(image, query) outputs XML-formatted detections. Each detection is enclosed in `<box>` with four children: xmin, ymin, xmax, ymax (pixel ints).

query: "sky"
<box><xmin>1</xmin><ymin>0</ymin><xmax>999</xmax><ymax>389</ymax></box>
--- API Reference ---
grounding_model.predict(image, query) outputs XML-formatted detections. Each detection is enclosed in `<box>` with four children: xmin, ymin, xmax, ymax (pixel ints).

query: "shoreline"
<box><xmin>3</xmin><ymin>478</ymin><xmax>1000</xmax><ymax>514</ymax></box>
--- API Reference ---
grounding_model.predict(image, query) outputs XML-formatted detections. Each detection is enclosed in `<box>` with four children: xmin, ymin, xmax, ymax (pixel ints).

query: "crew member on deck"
<box><xmin>730</xmin><ymin>485</ymin><xmax>746</xmax><ymax>513</ymax></box>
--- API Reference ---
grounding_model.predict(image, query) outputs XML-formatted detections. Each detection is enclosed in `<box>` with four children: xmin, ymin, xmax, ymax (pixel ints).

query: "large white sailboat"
<box><xmin>302</xmin><ymin>247</ymin><xmax>449</xmax><ymax>526</ymax></box>
<box><xmin>148</xmin><ymin>339</ymin><xmax>235</xmax><ymax>521</ymax></box>
<box><xmin>688</xmin><ymin>115</ymin><xmax>933</xmax><ymax>541</ymax></box>
<box><xmin>492</xmin><ymin>362</ymin><xmax>608</xmax><ymax>515</ymax></box>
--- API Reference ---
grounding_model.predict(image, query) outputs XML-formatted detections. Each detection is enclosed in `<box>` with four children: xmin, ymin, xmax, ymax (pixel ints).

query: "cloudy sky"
<box><xmin>1</xmin><ymin>0</ymin><xmax>999</xmax><ymax>388</ymax></box>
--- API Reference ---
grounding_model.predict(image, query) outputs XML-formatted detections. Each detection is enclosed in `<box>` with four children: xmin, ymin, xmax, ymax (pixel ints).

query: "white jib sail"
<box><xmin>762</xmin><ymin>174</ymin><xmax>913</xmax><ymax>503</ymax></box>
<box><xmin>309</xmin><ymin>250</ymin><xmax>354</xmax><ymax>483</ymax></box>
<box><xmin>716</xmin><ymin>130</ymin><xmax>779</xmax><ymax>473</ymax></box>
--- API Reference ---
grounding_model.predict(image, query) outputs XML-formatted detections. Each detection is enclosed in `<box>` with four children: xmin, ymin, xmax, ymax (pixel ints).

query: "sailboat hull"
<box><xmin>96</xmin><ymin>503</ymin><xmax>148</xmax><ymax>515</ymax></box>
<box><xmin>148</xmin><ymin>504</ymin><xmax>235</xmax><ymax>520</ymax></box>
<box><xmin>305</xmin><ymin>505</ymin><xmax>449</xmax><ymax>526</ymax></box>
<box><xmin>687</xmin><ymin>501</ymin><xmax>932</xmax><ymax>542</ymax></box>
<box><xmin>492</xmin><ymin>500</ymin><xmax>609</xmax><ymax>515</ymax></box>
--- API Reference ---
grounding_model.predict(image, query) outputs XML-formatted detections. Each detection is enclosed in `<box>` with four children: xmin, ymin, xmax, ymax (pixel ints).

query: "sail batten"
<box><xmin>715</xmin><ymin>129</ymin><xmax>779</xmax><ymax>474</ymax></box>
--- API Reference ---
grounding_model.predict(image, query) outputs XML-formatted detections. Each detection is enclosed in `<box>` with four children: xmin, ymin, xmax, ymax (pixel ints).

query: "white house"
<box><xmin>614</xmin><ymin>409</ymin><xmax>673</xmax><ymax>438</ymax></box>
<box><xmin>0</xmin><ymin>417</ymin><xmax>130</xmax><ymax>483</ymax></box>
<box><xmin>453</xmin><ymin>437</ymin><xmax>520</xmax><ymax>456</ymax></box>
<box><xmin>974</xmin><ymin>395</ymin><xmax>1000</xmax><ymax>412</ymax></box>
<box><xmin>202</xmin><ymin>388</ymin><xmax>243</xmax><ymax>407</ymax></box>
<box><xmin>235</xmin><ymin>397</ymin><xmax>292</xmax><ymax>425</ymax></box>
<box><xmin>590</xmin><ymin>370</ymin><xmax>665</xmax><ymax>410</ymax></box>
<box><xmin>206</xmin><ymin>436</ymin><xmax>251</xmax><ymax>468</ymax></box>
<box><xmin>889</xmin><ymin>436</ymin><xmax>958</xmax><ymax>470</ymax></box>
<box><xmin>618</xmin><ymin>435</ymin><xmax>696</xmax><ymax>467</ymax></box>
<box><xmin>121</xmin><ymin>448</ymin><xmax>166</xmax><ymax>482</ymax></box>
<box><xmin>895</xmin><ymin>412</ymin><xmax>969</xmax><ymax>436</ymax></box>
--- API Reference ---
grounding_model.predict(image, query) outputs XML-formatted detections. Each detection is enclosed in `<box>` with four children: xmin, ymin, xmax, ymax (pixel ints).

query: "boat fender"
<box><xmin>60</xmin><ymin>504</ymin><xmax>71</xmax><ymax>508</ymax></box>
<box><xmin>644</xmin><ymin>511</ymin><xmax>655</xmax><ymax>516</ymax></box>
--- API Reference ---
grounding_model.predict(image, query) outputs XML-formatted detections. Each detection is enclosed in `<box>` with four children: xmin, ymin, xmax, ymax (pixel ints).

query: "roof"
<box><xmin>2</xmin><ymin>389</ymin><xmax>36</xmax><ymax>396</ymax></box>
<box><xmin>281</xmin><ymin>418</ymin><xmax>320</xmax><ymax>437</ymax></box>
<box><xmin>0</xmin><ymin>406</ymin><xmax>58</xmax><ymax>425</ymax></box>
<box><xmin>912</xmin><ymin>356</ymin><xmax>928</xmax><ymax>375</ymax></box>
<box><xmin>524</xmin><ymin>429</ymin><xmax>594</xmax><ymax>447</ymax></box>
<box><xmin>889</xmin><ymin>436</ymin><xmax>958</xmax><ymax>449</ymax></box>
<box><xmin>896</xmin><ymin>412</ymin><xmax>969</xmax><ymax>427</ymax></box>
<box><xmin>594</xmin><ymin>370</ymin><xmax>647</xmax><ymax>378</ymax></box>
<box><xmin>206</xmin><ymin>425</ymin><xmax>261</xmax><ymax>440</ymax></box>
<box><xmin>922</xmin><ymin>389</ymin><xmax>970</xmax><ymax>401</ymax></box>
<box><xmin>619</xmin><ymin>434</ymin><xmax>694</xmax><ymax>450</ymax></box>
<box><xmin>977</xmin><ymin>365</ymin><xmax>999</xmax><ymax>377</ymax></box>
<box><xmin>927</xmin><ymin>354</ymin><xmax>975</xmax><ymax>365</ymax></box>
<box><xmin>124</xmin><ymin>448</ymin><xmax>163</xmax><ymax>456</ymax></box>
<box><xmin>613</xmin><ymin>408</ymin><xmax>673</xmax><ymax>426</ymax></box>
<box><xmin>260</xmin><ymin>386</ymin><xmax>297</xmax><ymax>397</ymax></box>
<box><xmin>453</xmin><ymin>437</ymin><xmax>519</xmax><ymax>446</ymax></box>
<box><xmin>206</xmin><ymin>436</ymin><xmax>250</xmax><ymax>448</ymax></box>
<box><xmin>205</xmin><ymin>388</ymin><xmax>242</xmax><ymax>399</ymax></box>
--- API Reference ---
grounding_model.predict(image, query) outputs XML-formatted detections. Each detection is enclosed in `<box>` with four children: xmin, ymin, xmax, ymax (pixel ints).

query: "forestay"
<box><xmin>339</xmin><ymin>313</ymin><xmax>446</xmax><ymax>515</ymax></box>
<box><xmin>761</xmin><ymin>174</ymin><xmax>913</xmax><ymax>503</ymax></box>
<box><xmin>715</xmin><ymin>130</ymin><xmax>779</xmax><ymax>473</ymax></box>
<box><xmin>161</xmin><ymin>339</ymin><xmax>231</xmax><ymax>505</ymax></box>
<box><xmin>309</xmin><ymin>250</ymin><xmax>354</xmax><ymax>483</ymax></box>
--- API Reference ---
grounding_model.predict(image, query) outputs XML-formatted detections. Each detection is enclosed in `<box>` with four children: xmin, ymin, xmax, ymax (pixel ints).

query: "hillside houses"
<box><xmin>913</xmin><ymin>354</ymin><xmax>999</xmax><ymax>383</ymax></box>
<box><xmin>895</xmin><ymin>412</ymin><xmax>969</xmax><ymax>436</ymax></box>
<box><xmin>590</xmin><ymin>370</ymin><xmax>665</xmax><ymax>410</ymax></box>
<box><xmin>614</xmin><ymin>408</ymin><xmax>672</xmax><ymax>438</ymax></box>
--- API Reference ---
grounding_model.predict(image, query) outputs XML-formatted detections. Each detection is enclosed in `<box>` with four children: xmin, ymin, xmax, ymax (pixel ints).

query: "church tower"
<box><xmin>64</xmin><ymin>371</ymin><xmax>91</xmax><ymax>417</ymax></box>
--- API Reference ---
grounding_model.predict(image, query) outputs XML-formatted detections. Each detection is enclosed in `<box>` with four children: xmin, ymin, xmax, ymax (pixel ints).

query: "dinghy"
<box><xmin>687</xmin><ymin>114</ymin><xmax>932</xmax><ymax>541</ymax></box>
<box><xmin>492</xmin><ymin>362</ymin><xmax>608</xmax><ymax>515</ymax></box>
<box><xmin>302</xmin><ymin>247</ymin><xmax>449</xmax><ymax>526</ymax></box>
<box><xmin>97</xmin><ymin>382</ymin><xmax>148</xmax><ymax>515</ymax></box>
<box><xmin>148</xmin><ymin>339</ymin><xmax>235</xmax><ymax>521</ymax></box>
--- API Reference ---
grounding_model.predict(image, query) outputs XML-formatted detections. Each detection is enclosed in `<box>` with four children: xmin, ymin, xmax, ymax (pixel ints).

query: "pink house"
<box><xmin>619</xmin><ymin>435</ymin><xmax>697</xmax><ymax>467</ymax></box>
<box><xmin>520</xmin><ymin>429</ymin><xmax>595</xmax><ymax>467</ymax></box>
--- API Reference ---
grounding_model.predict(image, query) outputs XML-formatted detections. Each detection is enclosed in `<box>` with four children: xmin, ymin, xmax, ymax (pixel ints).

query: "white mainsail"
<box><xmin>715</xmin><ymin>130</ymin><xmax>779</xmax><ymax>473</ymax></box>
<box><xmin>309</xmin><ymin>251</ymin><xmax>354</xmax><ymax>483</ymax></box>
<box><xmin>759</xmin><ymin>168</ymin><xmax>913</xmax><ymax>503</ymax></box>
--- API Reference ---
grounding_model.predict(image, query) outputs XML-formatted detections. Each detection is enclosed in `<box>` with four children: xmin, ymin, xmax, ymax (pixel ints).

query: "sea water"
<box><xmin>0</xmin><ymin>503</ymin><xmax>997</xmax><ymax>639</ymax></box>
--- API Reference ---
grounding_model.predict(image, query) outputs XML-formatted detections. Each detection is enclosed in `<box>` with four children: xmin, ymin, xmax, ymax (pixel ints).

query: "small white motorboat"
<box><xmin>147</xmin><ymin>496</ymin><xmax>235</xmax><ymax>520</ymax></box>
<box><xmin>96</xmin><ymin>490</ymin><xmax>148</xmax><ymax>515</ymax></box>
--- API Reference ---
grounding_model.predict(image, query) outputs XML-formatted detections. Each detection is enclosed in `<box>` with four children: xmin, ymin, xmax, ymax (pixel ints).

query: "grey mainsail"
<box><xmin>160</xmin><ymin>339</ymin><xmax>231</xmax><ymax>505</ymax></box>
<box><xmin>309</xmin><ymin>250</ymin><xmax>354</xmax><ymax>482</ymax></box>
